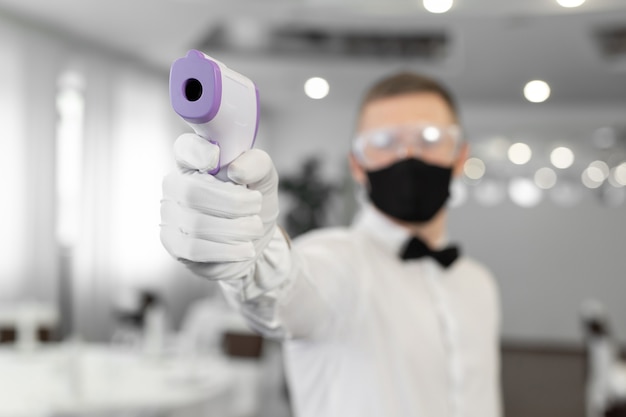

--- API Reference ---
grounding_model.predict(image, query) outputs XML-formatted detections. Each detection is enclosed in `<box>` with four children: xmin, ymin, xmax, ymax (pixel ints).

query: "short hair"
<box><xmin>359</xmin><ymin>71</ymin><xmax>458</xmax><ymax>120</ymax></box>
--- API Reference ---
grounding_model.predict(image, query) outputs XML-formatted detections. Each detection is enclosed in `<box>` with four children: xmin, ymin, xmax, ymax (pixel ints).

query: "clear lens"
<box><xmin>353</xmin><ymin>123</ymin><xmax>462</xmax><ymax>169</ymax></box>
<box><xmin>422</xmin><ymin>126</ymin><xmax>443</xmax><ymax>143</ymax></box>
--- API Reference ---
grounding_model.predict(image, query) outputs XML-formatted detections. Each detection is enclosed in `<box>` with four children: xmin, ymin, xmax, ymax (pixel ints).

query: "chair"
<box><xmin>0</xmin><ymin>301</ymin><xmax>60</xmax><ymax>349</ymax></box>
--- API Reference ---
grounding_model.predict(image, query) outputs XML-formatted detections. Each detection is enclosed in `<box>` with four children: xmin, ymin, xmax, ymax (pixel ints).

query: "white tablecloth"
<box><xmin>0</xmin><ymin>343</ymin><xmax>236</xmax><ymax>417</ymax></box>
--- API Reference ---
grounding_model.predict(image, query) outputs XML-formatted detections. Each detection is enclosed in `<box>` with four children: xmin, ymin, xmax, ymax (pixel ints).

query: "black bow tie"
<box><xmin>400</xmin><ymin>237</ymin><xmax>460</xmax><ymax>268</ymax></box>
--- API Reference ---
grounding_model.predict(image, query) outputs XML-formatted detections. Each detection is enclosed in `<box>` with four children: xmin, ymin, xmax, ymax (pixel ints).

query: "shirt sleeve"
<box><xmin>217</xmin><ymin>227</ymin><xmax>358</xmax><ymax>340</ymax></box>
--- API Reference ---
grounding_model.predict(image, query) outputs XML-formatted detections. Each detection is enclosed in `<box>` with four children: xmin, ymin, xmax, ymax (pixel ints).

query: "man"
<box><xmin>160</xmin><ymin>72</ymin><xmax>501</xmax><ymax>417</ymax></box>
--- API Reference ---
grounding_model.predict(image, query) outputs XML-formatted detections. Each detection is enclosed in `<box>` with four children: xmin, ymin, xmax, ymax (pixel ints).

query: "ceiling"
<box><xmin>1</xmin><ymin>0</ymin><xmax>626</xmax><ymax>106</ymax></box>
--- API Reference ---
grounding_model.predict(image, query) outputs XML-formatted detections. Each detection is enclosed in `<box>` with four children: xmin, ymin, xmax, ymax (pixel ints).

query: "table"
<box><xmin>0</xmin><ymin>342</ymin><xmax>236</xmax><ymax>417</ymax></box>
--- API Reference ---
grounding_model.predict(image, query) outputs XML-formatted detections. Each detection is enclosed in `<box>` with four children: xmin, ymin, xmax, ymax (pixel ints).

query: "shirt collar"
<box><xmin>351</xmin><ymin>204</ymin><xmax>411</xmax><ymax>257</ymax></box>
<box><xmin>351</xmin><ymin>203</ymin><xmax>451</xmax><ymax>256</ymax></box>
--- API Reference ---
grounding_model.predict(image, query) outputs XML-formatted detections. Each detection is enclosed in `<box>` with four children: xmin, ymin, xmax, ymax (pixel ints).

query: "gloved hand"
<box><xmin>160</xmin><ymin>133</ymin><xmax>291</xmax><ymax>293</ymax></box>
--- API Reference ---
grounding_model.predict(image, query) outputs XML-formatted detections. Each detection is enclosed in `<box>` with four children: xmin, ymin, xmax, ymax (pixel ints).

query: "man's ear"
<box><xmin>349</xmin><ymin>153</ymin><xmax>367</xmax><ymax>186</ymax></box>
<box><xmin>452</xmin><ymin>142</ymin><xmax>469</xmax><ymax>178</ymax></box>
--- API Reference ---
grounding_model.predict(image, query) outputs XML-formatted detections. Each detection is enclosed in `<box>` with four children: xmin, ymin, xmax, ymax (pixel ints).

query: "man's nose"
<box><xmin>403</xmin><ymin>143</ymin><xmax>421</xmax><ymax>158</ymax></box>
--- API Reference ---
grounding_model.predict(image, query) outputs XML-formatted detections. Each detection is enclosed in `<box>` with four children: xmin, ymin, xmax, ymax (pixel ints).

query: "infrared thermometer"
<box><xmin>169</xmin><ymin>50</ymin><xmax>260</xmax><ymax>177</ymax></box>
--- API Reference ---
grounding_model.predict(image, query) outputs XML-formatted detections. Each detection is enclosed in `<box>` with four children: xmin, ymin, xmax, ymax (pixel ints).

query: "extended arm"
<box><xmin>161</xmin><ymin>134</ymin><xmax>333</xmax><ymax>339</ymax></box>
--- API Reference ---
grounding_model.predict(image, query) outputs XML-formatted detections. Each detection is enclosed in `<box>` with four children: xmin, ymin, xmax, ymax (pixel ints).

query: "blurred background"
<box><xmin>0</xmin><ymin>0</ymin><xmax>625</xmax><ymax>416</ymax></box>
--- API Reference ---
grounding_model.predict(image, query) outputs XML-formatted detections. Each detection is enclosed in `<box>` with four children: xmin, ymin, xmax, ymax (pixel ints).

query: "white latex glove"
<box><xmin>160</xmin><ymin>133</ymin><xmax>291</xmax><ymax>292</ymax></box>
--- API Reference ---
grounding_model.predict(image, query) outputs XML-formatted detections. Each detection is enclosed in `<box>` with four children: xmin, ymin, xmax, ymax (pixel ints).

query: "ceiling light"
<box><xmin>423</xmin><ymin>0</ymin><xmax>453</xmax><ymax>14</ymax></box>
<box><xmin>550</xmin><ymin>146</ymin><xmax>575</xmax><ymax>169</ymax></box>
<box><xmin>508</xmin><ymin>142</ymin><xmax>532</xmax><ymax>165</ymax></box>
<box><xmin>523</xmin><ymin>80</ymin><xmax>551</xmax><ymax>103</ymax></box>
<box><xmin>556</xmin><ymin>0</ymin><xmax>585</xmax><ymax>8</ymax></box>
<box><xmin>304</xmin><ymin>77</ymin><xmax>329</xmax><ymax>99</ymax></box>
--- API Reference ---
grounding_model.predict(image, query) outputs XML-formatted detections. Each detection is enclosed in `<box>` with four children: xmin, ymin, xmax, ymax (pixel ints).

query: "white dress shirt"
<box><xmin>221</xmin><ymin>205</ymin><xmax>502</xmax><ymax>417</ymax></box>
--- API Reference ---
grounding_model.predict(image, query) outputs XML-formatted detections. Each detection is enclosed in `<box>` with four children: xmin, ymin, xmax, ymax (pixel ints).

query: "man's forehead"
<box><xmin>358</xmin><ymin>92</ymin><xmax>456</xmax><ymax>131</ymax></box>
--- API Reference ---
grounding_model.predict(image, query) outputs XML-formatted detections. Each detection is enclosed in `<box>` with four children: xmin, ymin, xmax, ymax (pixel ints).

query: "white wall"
<box><xmin>0</xmin><ymin>13</ymin><xmax>213</xmax><ymax>341</ymax></box>
<box><xmin>0</xmin><ymin>16</ymin><xmax>62</xmax><ymax>303</ymax></box>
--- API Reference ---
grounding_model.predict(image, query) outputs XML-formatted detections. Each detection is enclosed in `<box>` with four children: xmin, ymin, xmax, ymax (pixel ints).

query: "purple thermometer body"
<box><xmin>169</xmin><ymin>50</ymin><xmax>260</xmax><ymax>175</ymax></box>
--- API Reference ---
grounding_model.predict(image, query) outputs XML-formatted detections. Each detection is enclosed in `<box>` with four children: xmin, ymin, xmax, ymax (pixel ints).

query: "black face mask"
<box><xmin>365</xmin><ymin>158</ymin><xmax>453</xmax><ymax>223</ymax></box>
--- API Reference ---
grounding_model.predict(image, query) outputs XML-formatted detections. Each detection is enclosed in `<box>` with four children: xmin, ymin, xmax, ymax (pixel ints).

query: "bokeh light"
<box><xmin>509</xmin><ymin>177</ymin><xmax>542</xmax><ymax>207</ymax></box>
<box><xmin>534</xmin><ymin>167</ymin><xmax>557</xmax><ymax>190</ymax></box>
<box><xmin>508</xmin><ymin>142</ymin><xmax>532</xmax><ymax>165</ymax></box>
<box><xmin>449</xmin><ymin>180</ymin><xmax>467</xmax><ymax>208</ymax></box>
<box><xmin>582</xmin><ymin>168</ymin><xmax>603</xmax><ymax>189</ymax></box>
<box><xmin>474</xmin><ymin>179</ymin><xmax>506</xmax><ymax>206</ymax></box>
<box><xmin>304</xmin><ymin>77</ymin><xmax>329</xmax><ymax>99</ymax></box>
<box><xmin>588</xmin><ymin>161</ymin><xmax>610</xmax><ymax>181</ymax></box>
<box><xmin>550</xmin><ymin>146</ymin><xmax>575</xmax><ymax>169</ymax></box>
<box><xmin>423</xmin><ymin>0</ymin><xmax>453</xmax><ymax>14</ymax></box>
<box><xmin>609</xmin><ymin>163</ymin><xmax>626</xmax><ymax>187</ymax></box>
<box><xmin>582</xmin><ymin>162</ymin><xmax>606</xmax><ymax>189</ymax></box>
<box><xmin>524</xmin><ymin>80</ymin><xmax>551</xmax><ymax>103</ymax></box>
<box><xmin>556</xmin><ymin>0</ymin><xmax>585</xmax><ymax>8</ymax></box>
<box><xmin>463</xmin><ymin>157</ymin><xmax>486</xmax><ymax>180</ymax></box>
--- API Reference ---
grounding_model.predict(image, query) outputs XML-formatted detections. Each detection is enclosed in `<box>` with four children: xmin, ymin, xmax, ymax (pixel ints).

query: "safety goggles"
<box><xmin>352</xmin><ymin>123</ymin><xmax>464</xmax><ymax>169</ymax></box>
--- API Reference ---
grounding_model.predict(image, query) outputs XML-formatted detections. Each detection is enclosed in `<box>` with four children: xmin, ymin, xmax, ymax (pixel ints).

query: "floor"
<box><xmin>501</xmin><ymin>342</ymin><xmax>586</xmax><ymax>417</ymax></box>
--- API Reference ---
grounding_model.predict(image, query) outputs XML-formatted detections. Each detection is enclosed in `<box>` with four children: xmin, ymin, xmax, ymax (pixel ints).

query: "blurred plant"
<box><xmin>279</xmin><ymin>156</ymin><xmax>338</xmax><ymax>237</ymax></box>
